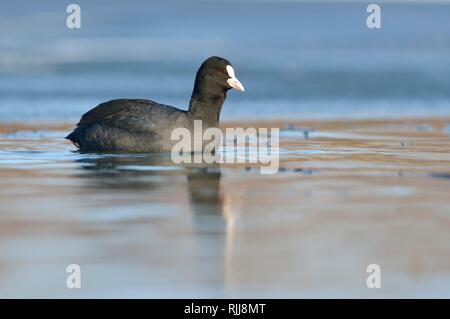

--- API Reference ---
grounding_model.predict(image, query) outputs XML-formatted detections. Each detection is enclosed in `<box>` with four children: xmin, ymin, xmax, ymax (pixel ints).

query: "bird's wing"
<box><xmin>77</xmin><ymin>99</ymin><xmax>178</xmax><ymax>133</ymax></box>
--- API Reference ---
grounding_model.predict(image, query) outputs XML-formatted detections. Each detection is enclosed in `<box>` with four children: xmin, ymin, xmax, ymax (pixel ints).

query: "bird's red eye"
<box><xmin>216</xmin><ymin>68</ymin><xmax>223</xmax><ymax>74</ymax></box>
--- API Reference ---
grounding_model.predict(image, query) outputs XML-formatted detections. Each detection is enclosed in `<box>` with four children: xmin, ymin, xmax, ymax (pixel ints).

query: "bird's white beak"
<box><xmin>227</xmin><ymin>77</ymin><xmax>245</xmax><ymax>92</ymax></box>
<box><xmin>226</xmin><ymin>65</ymin><xmax>245</xmax><ymax>92</ymax></box>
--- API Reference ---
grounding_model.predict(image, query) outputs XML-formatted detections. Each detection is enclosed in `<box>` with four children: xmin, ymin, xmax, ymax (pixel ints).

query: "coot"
<box><xmin>66</xmin><ymin>56</ymin><xmax>245</xmax><ymax>152</ymax></box>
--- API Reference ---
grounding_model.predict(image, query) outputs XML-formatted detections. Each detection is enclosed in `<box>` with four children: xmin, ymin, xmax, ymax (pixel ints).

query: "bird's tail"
<box><xmin>65</xmin><ymin>130</ymin><xmax>81</xmax><ymax>149</ymax></box>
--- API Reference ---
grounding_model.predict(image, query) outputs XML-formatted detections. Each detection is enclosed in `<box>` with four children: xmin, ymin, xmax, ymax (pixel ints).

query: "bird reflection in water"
<box><xmin>74</xmin><ymin>153</ymin><xmax>237</xmax><ymax>291</ymax></box>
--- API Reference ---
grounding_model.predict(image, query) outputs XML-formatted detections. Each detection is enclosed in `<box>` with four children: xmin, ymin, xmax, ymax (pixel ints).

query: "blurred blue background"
<box><xmin>1</xmin><ymin>0</ymin><xmax>450</xmax><ymax>121</ymax></box>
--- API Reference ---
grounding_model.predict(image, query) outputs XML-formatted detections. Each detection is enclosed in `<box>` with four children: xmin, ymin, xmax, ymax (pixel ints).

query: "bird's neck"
<box><xmin>188</xmin><ymin>91</ymin><xmax>226</xmax><ymax>126</ymax></box>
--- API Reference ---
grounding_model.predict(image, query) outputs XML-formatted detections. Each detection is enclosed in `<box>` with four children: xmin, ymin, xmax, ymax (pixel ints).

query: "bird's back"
<box><xmin>66</xmin><ymin>99</ymin><xmax>190</xmax><ymax>152</ymax></box>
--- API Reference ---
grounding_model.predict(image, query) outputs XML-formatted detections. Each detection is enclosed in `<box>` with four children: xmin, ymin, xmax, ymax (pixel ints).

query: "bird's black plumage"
<box><xmin>66</xmin><ymin>56</ymin><xmax>244</xmax><ymax>152</ymax></box>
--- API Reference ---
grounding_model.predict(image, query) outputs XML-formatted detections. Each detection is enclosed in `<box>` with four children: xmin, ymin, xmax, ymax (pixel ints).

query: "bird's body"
<box><xmin>66</xmin><ymin>57</ymin><xmax>244</xmax><ymax>153</ymax></box>
<box><xmin>67</xmin><ymin>99</ymin><xmax>196</xmax><ymax>152</ymax></box>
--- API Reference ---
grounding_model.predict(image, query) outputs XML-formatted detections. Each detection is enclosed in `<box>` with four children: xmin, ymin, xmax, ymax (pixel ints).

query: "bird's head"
<box><xmin>193</xmin><ymin>56</ymin><xmax>245</xmax><ymax>96</ymax></box>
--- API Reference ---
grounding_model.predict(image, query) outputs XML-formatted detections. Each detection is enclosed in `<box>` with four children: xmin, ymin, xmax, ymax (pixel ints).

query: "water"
<box><xmin>2</xmin><ymin>1</ymin><xmax>450</xmax><ymax>298</ymax></box>
<box><xmin>1</xmin><ymin>1</ymin><xmax>450</xmax><ymax>121</ymax></box>
<box><xmin>1</xmin><ymin>120</ymin><xmax>450</xmax><ymax>297</ymax></box>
